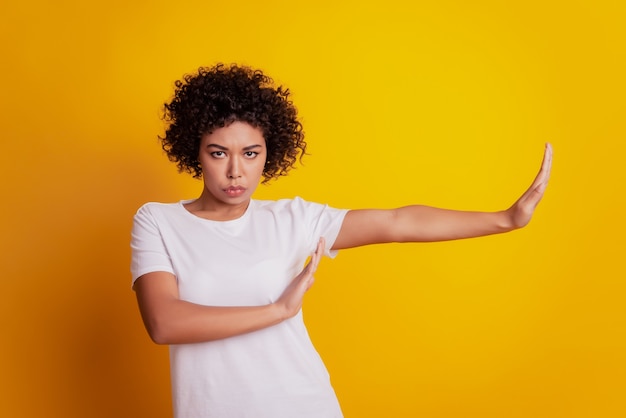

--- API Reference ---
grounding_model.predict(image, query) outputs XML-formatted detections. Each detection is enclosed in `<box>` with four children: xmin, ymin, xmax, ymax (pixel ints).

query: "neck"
<box><xmin>185</xmin><ymin>192</ymin><xmax>251</xmax><ymax>221</ymax></box>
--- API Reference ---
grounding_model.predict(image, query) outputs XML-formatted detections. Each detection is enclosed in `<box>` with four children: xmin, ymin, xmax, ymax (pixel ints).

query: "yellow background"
<box><xmin>2</xmin><ymin>1</ymin><xmax>625</xmax><ymax>417</ymax></box>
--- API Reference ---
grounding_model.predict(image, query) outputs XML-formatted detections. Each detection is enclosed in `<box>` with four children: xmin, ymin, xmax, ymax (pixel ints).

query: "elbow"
<box><xmin>147</xmin><ymin>328</ymin><xmax>170</xmax><ymax>345</ymax></box>
<box><xmin>144</xmin><ymin>317</ymin><xmax>176</xmax><ymax>345</ymax></box>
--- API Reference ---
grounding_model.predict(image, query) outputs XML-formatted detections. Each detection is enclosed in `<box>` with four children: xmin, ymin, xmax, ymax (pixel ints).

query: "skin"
<box><xmin>182</xmin><ymin>121</ymin><xmax>267</xmax><ymax>221</ymax></box>
<box><xmin>134</xmin><ymin>121</ymin><xmax>553</xmax><ymax>345</ymax></box>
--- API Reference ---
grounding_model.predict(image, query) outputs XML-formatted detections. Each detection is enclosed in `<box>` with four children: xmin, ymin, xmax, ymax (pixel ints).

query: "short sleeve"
<box><xmin>130</xmin><ymin>204</ymin><xmax>175</xmax><ymax>285</ymax></box>
<box><xmin>292</xmin><ymin>197</ymin><xmax>348</xmax><ymax>259</ymax></box>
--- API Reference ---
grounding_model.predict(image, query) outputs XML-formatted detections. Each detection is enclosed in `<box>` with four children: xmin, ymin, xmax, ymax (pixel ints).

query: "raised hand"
<box><xmin>506</xmin><ymin>143</ymin><xmax>553</xmax><ymax>229</ymax></box>
<box><xmin>275</xmin><ymin>237</ymin><xmax>326</xmax><ymax>320</ymax></box>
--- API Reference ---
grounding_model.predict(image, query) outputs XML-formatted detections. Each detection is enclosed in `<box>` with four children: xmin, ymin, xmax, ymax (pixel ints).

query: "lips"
<box><xmin>224</xmin><ymin>186</ymin><xmax>246</xmax><ymax>197</ymax></box>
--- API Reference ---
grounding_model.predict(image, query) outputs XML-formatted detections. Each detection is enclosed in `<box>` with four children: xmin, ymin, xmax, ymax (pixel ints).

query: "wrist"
<box><xmin>498</xmin><ymin>209</ymin><xmax>516</xmax><ymax>232</ymax></box>
<box><xmin>269</xmin><ymin>302</ymin><xmax>288</xmax><ymax>324</ymax></box>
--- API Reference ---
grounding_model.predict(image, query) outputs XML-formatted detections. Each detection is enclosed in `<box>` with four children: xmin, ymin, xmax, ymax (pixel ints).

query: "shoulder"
<box><xmin>135</xmin><ymin>201</ymin><xmax>184</xmax><ymax>215</ymax></box>
<box><xmin>253</xmin><ymin>198</ymin><xmax>348</xmax><ymax>234</ymax></box>
<box><xmin>133</xmin><ymin>201</ymin><xmax>187</xmax><ymax>225</ymax></box>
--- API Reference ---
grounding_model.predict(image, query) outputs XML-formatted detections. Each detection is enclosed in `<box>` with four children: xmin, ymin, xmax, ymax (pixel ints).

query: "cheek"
<box><xmin>201</xmin><ymin>165</ymin><xmax>222</xmax><ymax>182</ymax></box>
<box><xmin>251</xmin><ymin>155</ymin><xmax>267</xmax><ymax>170</ymax></box>
<box><xmin>257</xmin><ymin>161</ymin><xmax>268</xmax><ymax>177</ymax></box>
<box><xmin>259</xmin><ymin>153</ymin><xmax>269</xmax><ymax>171</ymax></box>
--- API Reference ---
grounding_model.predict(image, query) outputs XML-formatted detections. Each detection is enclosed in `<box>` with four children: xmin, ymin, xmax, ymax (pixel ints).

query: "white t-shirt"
<box><xmin>131</xmin><ymin>197</ymin><xmax>348</xmax><ymax>418</ymax></box>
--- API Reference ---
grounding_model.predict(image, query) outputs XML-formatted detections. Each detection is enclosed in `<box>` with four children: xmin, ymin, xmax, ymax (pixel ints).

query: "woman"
<box><xmin>131</xmin><ymin>64</ymin><xmax>552</xmax><ymax>418</ymax></box>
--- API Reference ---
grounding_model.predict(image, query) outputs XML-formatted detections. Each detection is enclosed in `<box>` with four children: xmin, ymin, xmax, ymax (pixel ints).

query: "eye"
<box><xmin>244</xmin><ymin>151</ymin><xmax>259</xmax><ymax>158</ymax></box>
<box><xmin>210</xmin><ymin>151</ymin><xmax>226</xmax><ymax>158</ymax></box>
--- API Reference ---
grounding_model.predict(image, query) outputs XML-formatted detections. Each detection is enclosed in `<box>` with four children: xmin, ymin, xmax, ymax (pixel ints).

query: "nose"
<box><xmin>227</xmin><ymin>156</ymin><xmax>242</xmax><ymax>179</ymax></box>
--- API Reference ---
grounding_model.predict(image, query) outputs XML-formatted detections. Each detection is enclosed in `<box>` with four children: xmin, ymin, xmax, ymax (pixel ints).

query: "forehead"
<box><xmin>202</xmin><ymin>121</ymin><xmax>265</xmax><ymax>146</ymax></box>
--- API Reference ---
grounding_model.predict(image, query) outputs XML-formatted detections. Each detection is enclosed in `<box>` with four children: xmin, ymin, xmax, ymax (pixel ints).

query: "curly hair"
<box><xmin>159</xmin><ymin>63</ymin><xmax>306</xmax><ymax>183</ymax></box>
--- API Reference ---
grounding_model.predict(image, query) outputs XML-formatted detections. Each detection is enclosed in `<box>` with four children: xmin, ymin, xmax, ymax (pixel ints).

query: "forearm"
<box><xmin>395</xmin><ymin>144</ymin><xmax>551</xmax><ymax>242</ymax></box>
<box><xmin>144</xmin><ymin>299</ymin><xmax>285</xmax><ymax>345</ymax></box>
<box><xmin>392</xmin><ymin>205</ymin><xmax>514</xmax><ymax>242</ymax></box>
<box><xmin>135</xmin><ymin>276</ymin><xmax>287</xmax><ymax>345</ymax></box>
<box><xmin>135</xmin><ymin>248</ymin><xmax>322</xmax><ymax>346</ymax></box>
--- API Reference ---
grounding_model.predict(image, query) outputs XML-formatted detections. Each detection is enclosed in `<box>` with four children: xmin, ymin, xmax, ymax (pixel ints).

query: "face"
<box><xmin>197</xmin><ymin>121</ymin><xmax>267</xmax><ymax>211</ymax></box>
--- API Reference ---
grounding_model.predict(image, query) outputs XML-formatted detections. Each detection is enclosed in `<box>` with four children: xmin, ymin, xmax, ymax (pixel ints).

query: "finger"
<box><xmin>305</xmin><ymin>276</ymin><xmax>315</xmax><ymax>291</ymax></box>
<box><xmin>307</xmin><ymin>252</ymin><xmax>320</xmax><ymax>274</ymax></box>
<box><xmin>533</xmin><ymin>143</ymin><xmax>551</xmax><ymax>181</ymax></box>
<box><xmin>534</xmin><ymin>143</ymin><xmax>553</xmax><ymax>193</ymax></box>
<box><xmin>541</xmin><ymin>143</ymin><xmax>553</xmax><ymax>178</ymax></box>
<box><xmin>317</xmin><ymin>237</ymin><xmax>326</xmax><ymax>255</ymax></box>
<box><xmin>523</xmin><ymin>143</ymin><xmax>552</xmax><ymax>195</ymax></box>
<box><xmin>540</xmin><ymin>143</ymin><xmax>553</xmax><ymax>178</ymax></box>
<box><xmin>309</xmin><ymin>237</ymin><xmax>326</xmax><ymax>272</ymax></box>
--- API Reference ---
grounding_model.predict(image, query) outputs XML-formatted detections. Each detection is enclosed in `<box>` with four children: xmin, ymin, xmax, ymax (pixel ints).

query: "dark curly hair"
<box><xmin>159</xmin><ymin>63</ymin><xmax>306</xmax><ymax>183</ymax></box>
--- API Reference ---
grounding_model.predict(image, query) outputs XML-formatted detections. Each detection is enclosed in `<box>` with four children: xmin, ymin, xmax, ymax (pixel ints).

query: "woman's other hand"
<box><xmin>275</xmin><ymin>237</ymin><xmax>326</xmax><ymax>320</ymax></box>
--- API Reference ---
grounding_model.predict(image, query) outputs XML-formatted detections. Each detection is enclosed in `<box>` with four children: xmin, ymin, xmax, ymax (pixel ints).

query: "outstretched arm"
<box><xmin>332</xmin><ymin>144</ymin><xmax>552</xmax><ymax>249</ymax></box>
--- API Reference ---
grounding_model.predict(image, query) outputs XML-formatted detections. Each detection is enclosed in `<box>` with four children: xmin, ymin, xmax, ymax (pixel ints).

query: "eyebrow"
<box><xmin>206</xmin><ymin>144</ymin><xmax>263</xmax><ymax>151</ymax></box>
